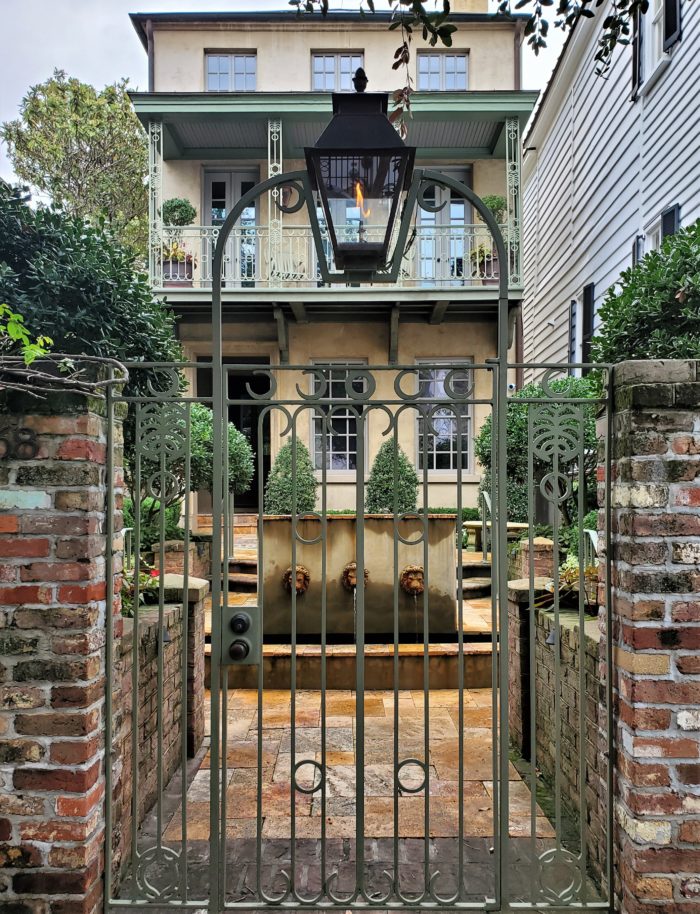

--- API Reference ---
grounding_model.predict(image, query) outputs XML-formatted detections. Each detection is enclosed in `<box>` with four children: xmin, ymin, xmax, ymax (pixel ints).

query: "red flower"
<box><xmin>149</xmin><ymin>570</ymin><xmax>160</xmax><ymax>578</ymax></box>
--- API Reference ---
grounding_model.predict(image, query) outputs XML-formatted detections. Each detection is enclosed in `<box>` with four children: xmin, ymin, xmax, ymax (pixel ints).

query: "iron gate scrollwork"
<box><xmin>104</xmin><ymin>165</ymin><xmax>614</xmax><ymax>913</ymax></box>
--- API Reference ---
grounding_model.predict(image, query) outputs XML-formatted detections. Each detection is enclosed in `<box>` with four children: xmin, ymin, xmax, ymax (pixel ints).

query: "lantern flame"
<box><xmin>354</xmin><ymin>181</ymin><xmax>371</xmax><ymax>219</ymax></box>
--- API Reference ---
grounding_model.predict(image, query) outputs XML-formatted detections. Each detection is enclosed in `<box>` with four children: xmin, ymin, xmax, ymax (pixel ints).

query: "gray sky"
<box><xmin>0</xmin><ymin>0</ymin><xmax>565</xmax><ymax>183</ymax></box>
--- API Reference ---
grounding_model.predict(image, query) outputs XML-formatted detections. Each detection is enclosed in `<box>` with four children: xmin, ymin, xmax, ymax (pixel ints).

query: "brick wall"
<box><xmin>508</xmin><ymin>584</ymin><xmax>609</xmax><ymax>891</ymax></box>
<box><xmin>0</xmin><ymin>396</ymin><xmax>121</xmax><ymax>914</ymax></box>
<box><xmin>609</xmin><ymin>360</ymin><xmax>700</xmax><ymax>913</ymax></box>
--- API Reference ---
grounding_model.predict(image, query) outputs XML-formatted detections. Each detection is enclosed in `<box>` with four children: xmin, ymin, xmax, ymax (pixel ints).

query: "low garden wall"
<box><xmin>508</xmin><ymin>582</ymin><xmax>609</xmax><ymax>890</ymax></box>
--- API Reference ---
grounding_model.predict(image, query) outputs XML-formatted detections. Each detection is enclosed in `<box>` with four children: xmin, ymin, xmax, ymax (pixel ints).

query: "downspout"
<box><xmin>146</xmin><ymin>19</ymin><xmax>155</xmax><ymax>92</ymax></box>
<box><xmin>514</xmin><ymin>19</ymin><xmax>523</xmax><ymax>90</ymax></box>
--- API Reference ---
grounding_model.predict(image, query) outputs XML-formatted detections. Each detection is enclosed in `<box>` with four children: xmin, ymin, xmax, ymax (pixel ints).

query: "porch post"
<box><xmin>148</xmin><ymin>121</ymin><xmax>164</xmax><ymax>289</ymax></box>
<box><xmin>504</xmin><ymin>116</ymin><xmax>522</xmax><ymax>288</ymax></box>
<box><xmin>268</xmin><ymin>118</ymin><xmax>283</xmax><ymax>279</ymax></box>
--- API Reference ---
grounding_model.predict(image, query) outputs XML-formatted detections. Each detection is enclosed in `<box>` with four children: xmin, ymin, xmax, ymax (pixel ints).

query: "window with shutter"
<box><xmin>661</xmin><ymin>204</ymin><xmax>680</xmax><ymax>239</ymax></box>
<box><xmin>581</xmin><ymin>284</ymin><xmax>595</xmax><ymax>373</ymax></box>
<box><xmin>663</xmin><ymin>0</ymin><xmax>682</xmax><ymax>49</ymax></box>
<box><xmin>632</xmin><ymin>10</ymin><xmax>642</xmax><ymax>97</ymax></box>
<box><xmin>568</xmin><ymin>300</ymin><xmax>578</xmax><ymax>367</ymax></box>
<box><xmin>632</xmin><ymin>235</ymin><xmax>644</xmax><ymax>266</ymax></box>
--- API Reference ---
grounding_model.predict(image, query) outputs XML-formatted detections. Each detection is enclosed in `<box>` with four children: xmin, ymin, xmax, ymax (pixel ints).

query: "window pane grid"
<box><xmin>416</xmin><ymin>364</ymin><xmax>472</xmax><ymax>471</ymax></box>
<box><xmin>312</xmin><ymin>53</ymin><xmax>364</xmax><ymax>91</ymax></box>
<box><xmin>312</xmin><ymin>366</ymin><xmax>363</xmax><ymax>471</ymax></box>
<box><xmin>417</xmin><ymin>53</ymin><xmax>468</xmax><ymax>90</ymax></box>
<box><xmin>206</xmin><ymin>53</ymin><xmax>256</xmax><ymax>91</ymax></box>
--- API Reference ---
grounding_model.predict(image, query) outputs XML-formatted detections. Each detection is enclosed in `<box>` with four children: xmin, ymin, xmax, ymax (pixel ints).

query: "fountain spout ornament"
<box><xmin>282</xmin><ymin>564</ymin><xmax>311</xmax><ymax>596</ymax></box>
<box><xmin>399</xmin><ymin>564</ymin><xmax>425</xmax><ymax>596</ymax></box>
<box><xmin>341</xmin><ymin>561</ymin><xmax>369</xmax><ymax>592</ymax></box>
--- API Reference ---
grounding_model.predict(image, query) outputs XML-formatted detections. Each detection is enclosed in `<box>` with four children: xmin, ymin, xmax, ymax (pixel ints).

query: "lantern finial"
<box><xmin>352</xmin><ymin>67</ymin><xmax>368</xmax><ymax>93</ymax></box>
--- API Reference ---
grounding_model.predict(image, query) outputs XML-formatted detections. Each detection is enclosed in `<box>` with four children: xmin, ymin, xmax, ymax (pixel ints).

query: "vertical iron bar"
<box><xmin>527</xmin><ymin>406</ymin><xmax>537</xmax><ymax>905</ymax></box>
<box><xmin>392</xmin><ymin>417</ymin><xmax>401</xmax><ymax>900</ymax></box>
<box><xmin>180</xmin><ymin>403</ymin><xmax>192</xmax><ymax>903</ymax></box>
<box><xmin>290</xmin><ymin>421</ymin><xmax>298</xmax><ymax>896</ymax></box>
<box><xmin>104</xmin><ymin>374</ymin><xmax>115</xmax><ymax>905</ymax></box>
<box><xmin>553</xmin><ymin>446</ymin><xmax>562</xmax><ymax>848</ymax></box>
<box><xmin>130</xmin><ymin>405</ymin><xmax>142</xmax><ymax>900</ymax></box>
<box><xmin>578</xmin><ymin>406</ymin><xmax>588</xmax><ymax>903</ymax></box>
<box><xmin>156</xmin><ymin>451</ymin><xmax>167</xmax><ymax>845</ymax></box>
<box><xmin>489</xmin><ymin>366</ymin><xmax>500</xmax><ymax>909</ymax></box>
<box><xmin>355</xmin><ymin>409</ymin><xmax>366</xmax><ymax>902</ymax></box>
<box><xmin>256</xmin><ymin>408</ymin><xmax>266</xmax><ymax>901</ymax></box>
<box><xmin>320</xmin><ymin>403</ymin><xmax>329</xmax><ymax>898</ymax></box>
<box><xmin>422</xmin><ymin>411</ymin><xmax>430</xmax><ymax>897</ymax></box>
<box><xmin>456</xmin><ymin>394</ymin><xmax>465</xmax><ymax>902</ymax></box>
<box><xmin>604</xmin><ymin>368</ymin><xmax>614</xmax><ymax>904</ymax></box>
<box><xmin>221</xmin><ymin>383</ymin><xmax>231</xmax><ymax>898</ymax></box>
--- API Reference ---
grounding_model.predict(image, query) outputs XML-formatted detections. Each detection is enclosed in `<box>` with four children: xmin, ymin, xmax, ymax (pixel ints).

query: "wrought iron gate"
<box><xmin>104</xmin><ymin>171</ymin><xmax>614</xmax><ymax>912</ymax></box>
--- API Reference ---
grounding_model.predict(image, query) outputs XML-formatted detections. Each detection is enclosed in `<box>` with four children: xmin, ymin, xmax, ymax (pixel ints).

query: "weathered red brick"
<box><xmin>14</xmin><ymin>861</ymin><xmax>98</xmax><ymax>895</ymax></box>
<box><xmin>51</xmin><ymin>681</ymin><xmax>103</xmax><ymax>709</ymax></box>
<box><xmin>55</xmin><ymin>536</ymin><xmax>105</xmax><ymax>561</ymax></box>
<box><xmin>55</xmin><ymin>781</ymin><xmax>104</xmax><ymax>818</ymax></box>
<box><xmin>677</xmin><ymin>764</ymin><xmax>700</xmax><ymax>785</ymax></box>
<box><xmin>0</xmin><ymin>686</ymin><xmax>45</xmax><ymax>710</ymax></box>
<box><xmin>57</xmin><ymin>438</ymin><xmax>106</xmax><ymax>463</ymax></box>
<box><xmin>21</xmin><ymin>514</ymin><xmax>99</xmax><ymax>536</ymax></box>
<box><xmin>13</xmin><ymin>605</ymin><xmax>99</xmax><ymax>630</ymax></box>
<box><xmin>619</xmin><ymin>701</ymin><xmax>672</xmax><ymax>732</ymax></box>
<box><xmin>56</xmin><ymin>583</ymin><xmax>106</xmax><ymax>604</ymax></box>
<box><xmin>0</xmin><ymin>819</ymin><xmax>11</xmax><ymax>841</ymax></box>
<box><xmin>15</xmin><ymin>709</ymin><xmax>99</xmax><ymax>738</ymax></box>
<box><xmin>14</xmin><ymin>760</ymin><xmax>99</xmax><ymax>793</ymax></box>
<box><xmin>0</xmin><ymin>585</ymin><xmax>52</xmax><ymax>606</ymax></box>
<box><xmin>618</xmin><ymin>754</ymin><xmax>671</xmax><ymax>787</ymax></box>
<box><xmin>631</xmin><ymin>737</ymin><xmax>699</xmax><ymax>759</ymax></box>
<box><xmin>624</xmin><ymin>789</ymin><xmax>684</xmax><ymax>816</ymax></box>
<box><xmin>674</xmin><ymin>485</ymin><xmax>700</xmax><ymax>507</ymax></box>
<box><xmin>623</xmin><ymin>624</ymin><xmax>700</xmax><ymax>651</ymax></box>
<box><xmin>0</xmin><ymin>739</ymin><xmax>44</xmax><ymax>764</ymax></box>
<box><xmin>20</xmin><ymin>562</ymin><xmax>100</xmax><ymax>583</ymax></box>
<box><xmin>0</xmin><ymin>538</ymin><xmax>50</xmax><ymax>558</ymax></box>
<box><xmin>673</xmin><ymin>435</ymin><xmax>700</xmax><ymax>456</ymax></box>
<box><xmin>677</xmin><ymin>655</ymin><xmax>700</xmax><ymax>675</ymax></box>
<box><xmin>625</xmin><ymin>680</ymin><xmax>700</xmax><ymax>706</ymax></box>
<box><xmin>679</xmin><ymin>820</ymin><xmax>700</xmax><ymax>843</ymax></box>
<box><xmin>672</xmin><ymin>601</ymin><xmax>700</xmax><ymax>623</ymax></box>
<box><xmin>0</xmin><ymin>516</ymin><xmax>19</xmax><ymax>534</ymax></box>
<box><xmin>20</xmin><ymin>810</ymin><xmax>100</xmax><ymax>842</ymax></box>
<box><xmin>50</xmin><ymin>735</ymin><xmax>100</xmax><ymax>766</ymax></box>
<box><xmin>0</xmin><ymin>843</ymin><xmax>42</xmax><ymax>869</ymax></box>
<box><xmin>629</xmin><ymin>513</ymin><xmax>700</xmax><ymax>537</ymax></box>
<box><xmin>633</xmin><ymin>847</ymin><xmax>700</xmax><ymax>874</ymax></box>
<box><xmin>54</xmin><ymin>491</ymin><xmax>104</xmax><ymax>513</ymax></box>
<box><xmin>0</xmin><ymin>563</ymin><xmax>18</xmax><ymax>583</ymax></box>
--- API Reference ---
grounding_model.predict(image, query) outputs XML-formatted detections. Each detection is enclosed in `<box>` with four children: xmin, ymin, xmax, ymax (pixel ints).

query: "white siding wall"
<box><xmin>522</xmin><ymin>0</ymin><xmax>700</xmax><ymax>369</ymax></box>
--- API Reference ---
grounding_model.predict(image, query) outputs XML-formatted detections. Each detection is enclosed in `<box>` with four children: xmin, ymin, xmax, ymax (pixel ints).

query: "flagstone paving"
<box><xmin>163</xmin><ymin>688</ymin><xmax>553</xmax><ymax>844</ymax></box>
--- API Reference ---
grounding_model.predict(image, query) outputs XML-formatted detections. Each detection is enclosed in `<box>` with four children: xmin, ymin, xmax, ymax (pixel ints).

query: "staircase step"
<box><xmin>461</xmin><ymin>561</ymin><xmax>491</xmax><ymax>579</ymax></box>
<box><xmin>462</xmin><ymin>577</ymin><xmax>492</xmax><ymax>598</ymax></box>
<box><xmin>228</xmin><ymin>572</ymin><xmax>258</xmax><ymax>591</ymax></box>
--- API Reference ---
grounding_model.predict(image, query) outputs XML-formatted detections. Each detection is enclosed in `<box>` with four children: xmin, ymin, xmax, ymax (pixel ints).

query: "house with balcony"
<box><xmin>129</xmin><ymin>5</ymin><xmax>537</xmax><ymax>512</ymax></box>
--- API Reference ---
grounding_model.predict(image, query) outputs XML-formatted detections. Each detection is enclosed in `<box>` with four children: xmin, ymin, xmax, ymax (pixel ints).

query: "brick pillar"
<box><xmin>0</xmin><ymin>394</ymin><xmax>121</xmax><ymax>914</ymax></box>
<box><xmin>609</xmin><ymin>360</ymin><xmax>700</xmax><ymax>913</ymax></box>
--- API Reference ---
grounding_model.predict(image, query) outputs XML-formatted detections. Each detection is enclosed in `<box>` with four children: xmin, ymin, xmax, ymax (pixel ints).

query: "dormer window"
<box><xmin>206</xmin><ymin>53</ymin><xmax>256</xmax><ymax>91</ymax></box>
<box><xmin>312</xmin><ymin>53</ymin><xmax>364</xmax><ymax>91</ymax></box>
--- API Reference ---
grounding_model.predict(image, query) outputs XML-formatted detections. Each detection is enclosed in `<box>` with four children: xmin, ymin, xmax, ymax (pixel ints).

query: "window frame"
<box><xmin>633</xmin><ymin>0</ymin><xmax>679</xmax><ymax>97</ymax></box>
<box><xmin>581</xmin><ymin>283</ymin><xmax>595</xmax><ymax>373</ymax></box>
<box><xmin>414</xmin><ymin>359</ymin><xmax>473</xmax><ymax>475</ymax></box>
<box><xmin>309</xmin><ymin>360</ymin><xmax>368</xmax><ymax>476</ymax></box>
<box><xmin>310</xmin><ymin>52</ymin><xmax>364</xmax><ymax>92</ymax></box>
<box><xmin>205</xmin><ymin>51</ymin><xmax>257</xmax><ymax>92</ymax></box>
<box><xmin>416</xmin><ymin>52</ymin><xmax>469</xmax><ymax>91</ymax></box>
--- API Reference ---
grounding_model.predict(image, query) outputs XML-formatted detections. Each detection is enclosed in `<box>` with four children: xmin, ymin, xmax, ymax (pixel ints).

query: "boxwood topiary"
<box><xmin>264</xmin><ymin>440</ymin><xmax>317</xmax><ymax>514</ymax></box>
<box><xmin>365</xmin><ymin>439</ymin><xmax>418</xmax><ymax>514</ymax></box>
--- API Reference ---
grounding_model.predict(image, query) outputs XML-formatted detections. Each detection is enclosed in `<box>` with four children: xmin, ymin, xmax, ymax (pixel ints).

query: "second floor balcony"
<box><xmin>132</xmin><ymin>90</ymin><xmax>538</xmax><ymax>300</ymax></box>
<box><xmin>156</xmin><ymin>221</ymin><xmax>512</xmax><ymax>291</ymax></box>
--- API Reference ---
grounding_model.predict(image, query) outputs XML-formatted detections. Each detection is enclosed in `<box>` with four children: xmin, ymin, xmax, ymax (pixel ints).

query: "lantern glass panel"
<box><xmin>316</xmin><ymin>152</ymin><xmax>407</xmax><ymax>266</ymax></box>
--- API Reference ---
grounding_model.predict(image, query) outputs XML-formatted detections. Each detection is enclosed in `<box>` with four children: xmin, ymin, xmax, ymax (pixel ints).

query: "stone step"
<box><xmin>462</xmin><ymin>577</ymin><xmax>492</xmax><ymax>598</ymax></box>
<box><xmin>228</xmin><ymin>572</ymin><xmax>258</xmax><ymax>591</ymax></box>
<box><xmin>229</xmin><ymin>557</ymin><xmax>258</xmax><ymax>575</ymax></box>
<box><xmin>205</xmin><ymin>640</ymin><xmax>493</xmax><ymax>690</ymax></box>
<box><xmin>461</xmin><ymin>560</ymin><xmax>492</xmax><ymax>579</ymax></box>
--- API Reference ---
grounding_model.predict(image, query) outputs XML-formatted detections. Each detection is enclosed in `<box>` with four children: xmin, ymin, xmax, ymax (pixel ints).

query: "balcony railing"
<box><xmin>154</xmin><ymin>222</ymin><xmax>518</xmax><ymax>292</ymax></box>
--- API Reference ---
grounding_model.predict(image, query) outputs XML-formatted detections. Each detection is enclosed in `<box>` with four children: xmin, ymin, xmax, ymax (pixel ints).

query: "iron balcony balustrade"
<box><xmin>154</xmin><ymin>221</ymin><xmax>513</xmax><ymax>291</ymax></box>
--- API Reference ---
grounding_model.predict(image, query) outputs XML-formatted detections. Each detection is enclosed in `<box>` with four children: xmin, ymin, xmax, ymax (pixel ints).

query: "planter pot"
<box><xmin>162</xmin><ymin>257</ymin><xmax>194</xmax><ymax>286</ymax></box>
<box><xmin>261</xmin><ymin>514</ymin><xmax>458</xmax><ymax>638</ymax></box>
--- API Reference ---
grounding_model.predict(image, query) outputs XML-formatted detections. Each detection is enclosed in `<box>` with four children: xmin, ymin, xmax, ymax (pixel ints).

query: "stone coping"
<box><xmin>161</xmin><ymin>573</ymin><xmax>209</xmax><ymax>603</ymax></box>
<box><xmin>121</xmin><ymin>603</ymin><xmax>182</xmax><ymax>652</ymax></box>
<box><xmin>263</xmin><ymin>513</ymin><xmax>458</xmax><ymax>521</ymax></box>
<box><xmin>507</xmin><ymin>576</ymin><xmax>551</xmax><ymax>604</ymax></box>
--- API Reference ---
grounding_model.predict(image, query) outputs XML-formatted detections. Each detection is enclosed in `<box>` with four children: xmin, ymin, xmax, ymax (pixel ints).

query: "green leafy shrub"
<box><xmin>591</xmin><ymin>220</ymin><xmax>700</xmax><ymax>363</ymax></box>
<box><xmin>365</xmin><ymin>439</ymin><xmax>418</xmax><ymax>514</ymax></box>
<box><xmin>162</xmin><ymin>198</ymin><xmax>197</xmax><ymax>227</ymax></box>
<box><xmin>474</xmin><ymin>377</ymin><xmax>598</xmax><ymax>525</ymax></box>
<box><xmin>189</xmin><ymin>403</ymin><xmax>254</xmax><ymax>497</ymax></box>
<box><xmin>123</xmin><ymin>496</ymin><xmax>183</xmax><ymax>552</ymax></box>
<box><xmin>426</xmin><ymin>506</ymin><xmax>480</xmax><ymax>523</ymax></box>
<box><xmin>264</xmin><ymin>440</ymin><xmax>317</xmax><ymax>514</ymax></box>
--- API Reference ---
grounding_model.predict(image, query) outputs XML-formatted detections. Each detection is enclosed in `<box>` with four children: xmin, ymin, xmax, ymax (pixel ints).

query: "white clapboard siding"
<box><xmin>522</xmin><ymin>0</ymin><xmax>700</xmax><ymax>373</ymax></box>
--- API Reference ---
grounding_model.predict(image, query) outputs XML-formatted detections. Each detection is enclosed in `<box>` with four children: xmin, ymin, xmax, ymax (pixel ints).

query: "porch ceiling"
<box><xmin>130</xmin><ymin>90</ymin><xmax>538</xmax><ymax>160</ymax></box>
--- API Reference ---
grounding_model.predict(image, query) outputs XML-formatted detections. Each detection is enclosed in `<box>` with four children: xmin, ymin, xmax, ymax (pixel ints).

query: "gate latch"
<box><xmin>222</xmin><ymin>604</ymin><xmax>260</xmax><ymax>666</ymax></box>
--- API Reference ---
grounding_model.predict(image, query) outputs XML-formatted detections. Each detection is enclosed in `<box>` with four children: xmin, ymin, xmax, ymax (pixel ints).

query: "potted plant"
<box><xmin>474</xmin><ymin>194</ymin><xmax>507</xmax><ymax>285</ymax></box>
<box><xmin>161</xmin><ymin>197</ymin><xmax>197</xmax><ymax>285</ymax></box>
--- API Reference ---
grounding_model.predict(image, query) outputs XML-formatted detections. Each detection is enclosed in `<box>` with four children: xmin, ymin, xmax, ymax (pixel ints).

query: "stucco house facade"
<box><xmin>522</xmin><ymin>0</ymin><xmax>699</xmax><ymax>371</ymax></box>
<box><xmin>129</xmin><ymin>5</ymin><xmax>537</xmax><ymax>513</ymax></box>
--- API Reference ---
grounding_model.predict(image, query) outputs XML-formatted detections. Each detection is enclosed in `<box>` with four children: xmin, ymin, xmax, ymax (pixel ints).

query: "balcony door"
<box><xmin>204</xmin><ymin>170</ymin><xmax>259</xmax><ymax>285</ymax></box>
<box><xmin>417</xmin><ymin>167</ymin><xmax>473</xmax><ymax>286</ymax></box>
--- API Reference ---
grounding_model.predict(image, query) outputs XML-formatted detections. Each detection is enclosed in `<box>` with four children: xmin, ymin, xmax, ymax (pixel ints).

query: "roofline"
<box><xmin>522</xmin><ymin>20</ymin><xmax>580</xmax><ymax>144</ymax></box>
<box><xmin>129</xmin><ymin>10</ymin><xmax>528</xmax><ymax>50</ymax></box>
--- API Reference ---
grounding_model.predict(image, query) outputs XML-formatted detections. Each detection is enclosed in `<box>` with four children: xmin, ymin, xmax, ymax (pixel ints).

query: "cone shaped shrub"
<box><xmin>365</xmin><ymin>439</ymin><xmax>418</xmax><ymax>514</ymax></box>
<box><xmin>264</xmin><ymin>440</ymin><xmax>317</xmax><ymax>514</ymax></box>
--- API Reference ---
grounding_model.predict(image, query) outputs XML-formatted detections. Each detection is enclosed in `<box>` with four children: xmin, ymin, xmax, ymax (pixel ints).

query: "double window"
<box><xmin>416</xmin><ymin>362</ymin><xmax>472</xmax><ymax>472</ymax></box>
<box><xmin>312</xmin><ymin>53</ymin><xmax>363</xmax><ymax>91</ymax></box>
<box><xmin>206</xmin><ymin>53</ymin><xmax>256</xmax><ymax>91</ymax></box>
<box><xmin>417</xmin><ymin>53</ymin><xmax>468</xmax><ymax>91</ymax></box>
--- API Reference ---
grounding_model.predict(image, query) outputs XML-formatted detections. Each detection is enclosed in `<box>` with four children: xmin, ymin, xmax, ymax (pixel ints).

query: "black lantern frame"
<box><xmin>305</xmin><ymin>91</ymin><xmax>415</xmax><ymax>280</ymax></box>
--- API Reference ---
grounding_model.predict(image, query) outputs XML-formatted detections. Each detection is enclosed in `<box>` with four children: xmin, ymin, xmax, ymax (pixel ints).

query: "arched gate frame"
<box><xmin>105</xmin><ymin>168</ymin><xmax>614</xmax><ymax>912</ymax></box>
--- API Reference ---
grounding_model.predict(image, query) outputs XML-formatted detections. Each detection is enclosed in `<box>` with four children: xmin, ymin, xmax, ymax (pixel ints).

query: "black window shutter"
<box><xmin>663</xmin><ymin>0</ymin><xmax>682</xmax><ymax>50</ymax></box>
<box><xmin>661</xmin><ymin>204</ymin><xmax>680</xmax><ymax>238</ymax></box>
<box><xmin>568</xmin><ymin>300</ymin><xmax>578</xmax><ymax>367</ymax></box>
<box><xmin>632</xmin><ymin>10</ymin><xmax>642</xmax><ymax>97</ymax></box>
<box><xmin>632</xmin><ymin>234</ymin><xmax>644</xmax><ymax>266</ymax></box>
<box><xmin>581</xmin><ymin>283</ymin><xmax>595</xmax><ymax>371</ymax></box>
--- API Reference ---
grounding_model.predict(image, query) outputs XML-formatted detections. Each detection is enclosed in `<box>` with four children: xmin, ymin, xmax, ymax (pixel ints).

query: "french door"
<box><xmin>205</xmin><ymin>170</ymin><xmax>259</xmax><ymax>285</ymax></box>
<box><xmin>417</xmin><ymin>168</ymin><xmax>473</xmax><ymax>286</ymax></box>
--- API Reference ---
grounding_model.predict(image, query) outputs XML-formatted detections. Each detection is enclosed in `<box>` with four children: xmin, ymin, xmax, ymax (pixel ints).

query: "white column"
<box><xmin>268</xmin><ymin>119</ymin><xmax>283</xmax><ymax>280</ymax></box>
<box><xmin>505</xmin><ymin>116</ymin><xmax>522</xmax><ymax>288</ymax></box>
<box><xmin>148</xmin><ymin>121</ymin><xmax>164</xmax><ymax>288</ymax></box>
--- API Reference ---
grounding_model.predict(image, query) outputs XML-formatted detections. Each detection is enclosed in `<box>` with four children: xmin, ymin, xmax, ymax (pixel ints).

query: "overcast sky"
<box><xmin>0</xmin><ymin>0</ymin><xmax>565</xmax><ymax>182</ymax></box>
